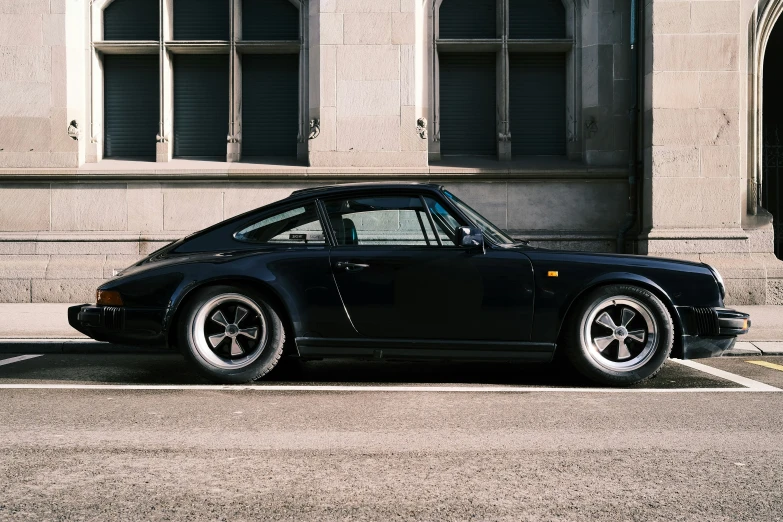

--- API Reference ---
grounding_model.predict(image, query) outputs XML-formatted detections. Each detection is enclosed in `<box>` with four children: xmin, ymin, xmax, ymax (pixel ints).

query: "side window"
<box><xmin>235</xmin><ymin>203</ymin><xmax>325</xmax><ymax>244</ymax></box>
<box><xmin>325</xmin><ymin>196</ymin><xmax>440</xmax><ymax>246</ymax></box>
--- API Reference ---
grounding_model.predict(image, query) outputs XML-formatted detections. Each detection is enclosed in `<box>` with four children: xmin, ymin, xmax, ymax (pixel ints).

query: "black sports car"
<box><xmin>69</xmin><ymin>183</ymin><xmax>750</xmax><ymax>385</ymax></box>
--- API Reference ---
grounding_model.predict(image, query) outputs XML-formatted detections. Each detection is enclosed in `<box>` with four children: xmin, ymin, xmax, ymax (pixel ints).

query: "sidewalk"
<box><xmin>2</xmin><ymin>303</ymin><xmax>783</xmax><ymax>354</ymax></box>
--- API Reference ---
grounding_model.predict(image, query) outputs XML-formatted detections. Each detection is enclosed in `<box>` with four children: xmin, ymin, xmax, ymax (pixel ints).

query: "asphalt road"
<box><xmin>1</xmin><ymin>354</ymin><xmax>782</xmax><ymax>521</ymax></box>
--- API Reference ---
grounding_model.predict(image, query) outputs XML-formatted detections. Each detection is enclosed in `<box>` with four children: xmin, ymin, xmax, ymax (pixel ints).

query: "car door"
<box><xmin>324</xmin><ymin>192</ymin><xmax>535</xmax><ymax>342</ymax></box>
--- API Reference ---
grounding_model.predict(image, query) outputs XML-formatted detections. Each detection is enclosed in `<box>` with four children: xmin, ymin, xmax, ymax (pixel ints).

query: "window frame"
<box><xmin>430</xmin><ymin>0</ymin><xmax>579</xmax><ymax>161</ymax></box>
<box><xmin>89</xmin><ymin>0</ymin><xmax>307</xmax><ymax>164</ymax></box>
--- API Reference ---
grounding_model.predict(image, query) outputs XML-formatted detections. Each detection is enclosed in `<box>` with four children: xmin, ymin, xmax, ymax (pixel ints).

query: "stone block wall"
<box><xmin>308</xmin><ymin>0</ymin><xmax>427</xmax><ymax>168</ymax></box>
<box><xmin>0</xmin><ymin>0</ymin><xmax>79</xmax><ymax>168</ymax></box>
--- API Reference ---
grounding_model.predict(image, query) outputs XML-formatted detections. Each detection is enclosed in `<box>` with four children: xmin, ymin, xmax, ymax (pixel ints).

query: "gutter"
<box><xmin>617</xmin><ymin>0</ymin><xmax>642</xmax><ymax>253</ymax></box>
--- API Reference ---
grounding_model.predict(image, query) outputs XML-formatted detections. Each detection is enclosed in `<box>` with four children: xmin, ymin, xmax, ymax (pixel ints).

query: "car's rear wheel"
<box><xmin>178</xmin><ymin>285</ymin><xmax>285</xmax><ymax>384</ymax></box>
<box><xmin>565</xmin><ymin>284</ymin><xmax>674</xmax><ymax>386</ymax></box>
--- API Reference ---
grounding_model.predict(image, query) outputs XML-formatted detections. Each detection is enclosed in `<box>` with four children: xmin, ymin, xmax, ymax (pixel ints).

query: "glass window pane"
<box><xmin>242</xmin><ymin>0</ymin><xmax>299</xmax><ymax>40</ymax></box>
<box><xmin>173</xmin><ymin>54</ymin><xmax>229</xmax><ymax>158</ymax></box>
<box><xmin>509</xmin><ymin>0</ymin><xmax>566</xmax><ymax>39</ymax></box>
<box><xmin>439</xmin><ymin>53</ymin><xmax>497</xmax><ymax>156</ymax></box>
<box><xmin>241</xmin><ymin>54</ymin><xmax>299</xmax><ymax>157</ymax></box>
<box><xmin>103</xmin><ymin>54</ymin><xmax>159</xmax><ymax>158</ymax></box>
<box><xmin>439</xmin><ymin>0</ymin><xmax>496</xmax><ymax>39</ymax></box>
<box><xmin>104</xmin><ymin>0</ymin><xmax>159</xmax><ymax>41</ymax></box>
<box><xmin>235</xmin><ymin>204</ymin><xmax>325</xmax><ymax>244</ymax></box>
<box><xmin>173</xmin><ymin>0</ymin><xmax>230</xmax><ymax>40</ymax></box>
<box><xmin>509</xmin><ymin>53</ymin><xmax>566</xmax><ymax>156</ymax></box>
<box><xmin>325</xmin><ymin>196</ymin><xmax>436</xmax><ymax>246</ymax></box>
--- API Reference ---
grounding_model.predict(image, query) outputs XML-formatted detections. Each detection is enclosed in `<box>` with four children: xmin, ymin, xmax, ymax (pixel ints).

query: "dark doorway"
<box><xmin>763</xmin><ymin>19</ymin><xmax>783</xmax><ymax>258</ymax></box>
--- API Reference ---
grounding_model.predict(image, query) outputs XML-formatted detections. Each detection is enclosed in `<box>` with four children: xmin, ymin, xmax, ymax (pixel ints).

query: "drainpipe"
<box><xmin>617</xmin><ymin>0</ymin><xmax>641</xmax><ymax>253</ymax></box>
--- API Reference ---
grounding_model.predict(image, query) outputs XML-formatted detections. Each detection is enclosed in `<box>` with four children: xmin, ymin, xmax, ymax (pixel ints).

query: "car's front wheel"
<box><xmin>565</xmin><ymin>284</ymin><xmax>674</xmax><ymax>386</ymax></box>
<box><xmin>178</xmin><ymin>285</ymin><xmax>285</xmax><ymax>384</ymax></box>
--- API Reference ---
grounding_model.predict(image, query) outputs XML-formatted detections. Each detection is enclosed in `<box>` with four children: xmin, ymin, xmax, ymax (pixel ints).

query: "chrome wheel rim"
<box><xmin>581</xmin><ymin>296</ymin><xmax>658</xmax><ymax>372</ymax></box>
<box><xmin>191</xmin><ymin>293</ymin><xmax>268</xmax><ymax>370</ymax></box>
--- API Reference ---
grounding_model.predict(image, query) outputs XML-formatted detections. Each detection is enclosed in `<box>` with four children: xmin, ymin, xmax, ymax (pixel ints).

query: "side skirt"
<box><xmin>295</xmin><ymin>337</ymin><xmax>555</xmax><ymax>362</ymax></box>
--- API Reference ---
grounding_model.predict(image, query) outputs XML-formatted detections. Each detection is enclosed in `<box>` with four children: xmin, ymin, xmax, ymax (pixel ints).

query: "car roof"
<box><xmin>288</xmin><ymin>182</ymin><xmax>444</xmax><ymax>199</ymax></box>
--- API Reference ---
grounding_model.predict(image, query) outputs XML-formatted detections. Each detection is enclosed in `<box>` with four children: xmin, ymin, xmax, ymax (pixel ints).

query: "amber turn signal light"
<box><xmin>547</xmin><ymin>271</ymin><xmax>559</xmax><ymax>278</ymax></box>
<box><xmin>97</xmin><ymin>290</ymin><xmax>123</xmax><ymax>306</ymax></box>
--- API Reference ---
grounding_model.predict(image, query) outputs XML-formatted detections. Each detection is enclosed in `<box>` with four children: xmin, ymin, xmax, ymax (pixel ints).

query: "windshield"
<box><xmin>443</xmin><ymin>190</ymin><xmax>517</xmax><ymax>245</ymax></box>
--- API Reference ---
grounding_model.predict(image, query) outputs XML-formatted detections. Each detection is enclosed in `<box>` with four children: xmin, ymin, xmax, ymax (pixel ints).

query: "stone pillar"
<box><xmin>308</xmin><ymin>0</ymin><xmax>427</xmax><ymax>168</ymax></box>
<box><xmin>639</xmin><ymin>0</ymin><xmax>782</xmax><ymax>304</ymax></box>
<box><xmin>581</xmin><ymin>0</ymin><xmax>632</xmax><ymax>166</ymax></box>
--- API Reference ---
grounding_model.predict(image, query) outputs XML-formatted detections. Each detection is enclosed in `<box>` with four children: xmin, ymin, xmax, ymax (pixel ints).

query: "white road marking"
<box><xmin>0</xmin><ymin>383</ymin><xmax>777</xmax><ymax>393</ymax></box>
<box><xmin>0</xmin><ymin>354</ymin><xmax>43</xmax><ymax>367</ymax></box>
<box><xmin>671</xmin><ymin>359</ymin><xmax>781</xmax><ymax>392</ymax></box>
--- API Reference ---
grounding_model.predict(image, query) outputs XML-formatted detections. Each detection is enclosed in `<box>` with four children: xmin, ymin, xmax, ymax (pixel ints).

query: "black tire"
<box><xmin>564</xmin><ymin>284</ymin><xmax>674</xmax><ymax>386</ymax></box>
<box><xmin>178</xmin><ymin>285</ymin><xmax>285</xmax><ymax>384</ymax></box>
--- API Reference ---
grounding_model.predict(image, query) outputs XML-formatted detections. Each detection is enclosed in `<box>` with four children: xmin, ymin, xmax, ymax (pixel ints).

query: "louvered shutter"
<box><xmin>103</xmin><ymin>0</ymin><xmax>159</xmax><ymax>41</ymax></box>
<box><xmin>509</xmin><ymin>0</ymin><xmax>566</xmax><ymax>39</ymax></box>
<box><xmin>173</xmin><ymin>0</ymin><xmax>230</xmax><ymax>40</ymax></box>
<box><xmin>439</xmin><ymin>53</ymin><xmax>497</xmax><ymax>156</ymax></box>
<box><xmin>509</xmin><ymin>53</ymin><xmax>566</xmax><ymax>156</ymax></box>
<box><xmin>439</xmin><ymin>0</ymin><xmax>496</xmax><ymax>39</ymax></box>
<box><xmin>173</xmin><ymin>55</ymin><xmax>229</xmax><ymax>158</ymax></box>
<box><xmin>241</xmin><ymin>54</ymin><xmax>299</xmax><ymax>157</ymax></box>
<box><xmin>242</xmin><ymin>0</ymin><xmax>299</xmax><ymax>40</ymax></box>
<box><xmin>104</xmin><ymin>54</ymin><xmax>159</xmax><ymax>158</ymax></box>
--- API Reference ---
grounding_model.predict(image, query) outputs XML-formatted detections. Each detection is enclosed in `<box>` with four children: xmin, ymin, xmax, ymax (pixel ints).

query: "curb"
<box><xmin>0</xmin><ymin>339</ymin><xmax>169</xmax><ymax>354</ymax></box>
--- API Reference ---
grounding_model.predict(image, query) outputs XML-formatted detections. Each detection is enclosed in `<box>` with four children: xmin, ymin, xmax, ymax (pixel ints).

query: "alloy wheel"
<box><xmin>191</xmin><ymin>293</ymin><xmax>268</xmax><ymax>370</ymax></box>
<box><xmin>580</xmin><ymin>296</ymin><xmax>659</xmax><ymax>372</ymax></box>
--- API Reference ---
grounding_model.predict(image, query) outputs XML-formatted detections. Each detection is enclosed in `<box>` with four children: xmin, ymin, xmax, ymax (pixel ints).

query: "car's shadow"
<box><xmin>0</xmin><ymin>352</ymin><xmax>738</xmax><ymax>389</ymax></box>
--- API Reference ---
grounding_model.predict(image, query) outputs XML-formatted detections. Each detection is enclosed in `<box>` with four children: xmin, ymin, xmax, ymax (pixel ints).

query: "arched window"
<box><xmin>94</xmin><ymin>0</ymin><xmax>303</xmax><ymax>161</ymax></box>
<box><xmin>436</xmin><ymin>0</ymin><xmax>571</xmax><ymax>159</ymax></box>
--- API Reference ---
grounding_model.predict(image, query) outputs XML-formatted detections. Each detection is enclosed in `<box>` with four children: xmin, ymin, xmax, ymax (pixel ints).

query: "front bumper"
<box><xmin>677</xmin><ymin>307</ymin><xmax>751</xmax><ymax>359</ymax></box>
<box><xmin>68</xmin><ymin>304</ymin><xmax>168</xmax><ymax>347</ymax></box>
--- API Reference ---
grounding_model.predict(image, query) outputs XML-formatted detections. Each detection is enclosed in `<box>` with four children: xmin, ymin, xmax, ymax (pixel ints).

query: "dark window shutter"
<box><xmin>509</xmin><ymin>0</ymin><xmax>566</xmax><ymax>39</ymax></box>
<box><xmin>173</xmin><ymin>55</ymin><xmax>229</xmax><ymax>158</ymax></box>
<box><xmin>242</xmin><ymin>0</ymin><xmax>299</xmax><ymax>40</ymax></box>
<box><xmin>439</xmin><ymin>53</ymin><xmax>496</xmax><ymax>156</ymax></box>
<box><xmin>173</xmin><ymin>0</ymin><xmax>230</xmax><ymax>40</ymax></box>
<box><xmin>509</xmin><ymin>53</ymin><xmax>566</xmax><ymax>156</ymax></box>
<box><xmin>439</xmin><ymin>0</ymin><xmax>496</xmax><ymax>39</ymax></box>
<box><xmin>103</xmin><ymin>0</ymin><xmax>159</xmax><ymax>41</ymax></box>
<box><xmin>241</xmin><ymin>54</ymin><xmax>299</xmax><ymax>157</ymax></box>
<box><xmin>104</xmin><ymin>54</ymin><xmax>159</xmax><ymax>158</ymax></box>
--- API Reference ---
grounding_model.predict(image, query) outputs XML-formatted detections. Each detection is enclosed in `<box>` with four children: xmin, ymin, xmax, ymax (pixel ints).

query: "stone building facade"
<box><xmin>0</xmin><ymin>0</ymin><xmax>780</xmax><ymax>304</ymax></box>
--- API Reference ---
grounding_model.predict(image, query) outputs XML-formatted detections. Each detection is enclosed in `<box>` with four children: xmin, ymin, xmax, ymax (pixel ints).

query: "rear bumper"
<box><xmin>677</xmin><ymin>307</ymin><xmax>751</xmax><ymax>359</ymax></box>
<box><xmin>67</xmin><ymin>304</ymin><xmax>168</xmax><ymax>347</ymax></box>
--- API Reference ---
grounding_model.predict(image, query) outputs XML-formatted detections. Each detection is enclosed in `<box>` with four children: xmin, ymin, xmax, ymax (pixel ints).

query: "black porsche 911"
<box><xmin>69</xmin><ymin>182</ymin><xmax>750</xmax><ymax>386</ymax></box>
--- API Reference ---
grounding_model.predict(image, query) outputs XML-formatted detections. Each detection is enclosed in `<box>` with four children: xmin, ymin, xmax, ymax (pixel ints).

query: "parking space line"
<box><xmin>671</xmin><ymin>359</ymin><xmax>781</xmax><ymax>391</ymax></box>
<box><xmin>746</xmin><ymin>360</ymin><xmax>783</xmax><ymax>372</ymax></box>
<box><xmin>0</xmin><ymin>354</ymin><xmax>43</xmax><ymax>367</ymax></box>
<box><xmin>0</xmin><ymin>383</ymin><xmax>777</xmax><ymax>392</ymax></box>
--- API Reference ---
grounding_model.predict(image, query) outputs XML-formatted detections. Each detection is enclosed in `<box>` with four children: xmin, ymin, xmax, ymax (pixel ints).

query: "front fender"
<box><xmin>553</xmin><ymin>272</ymin><xmax>682</xmax><ymax>342</ymax></box>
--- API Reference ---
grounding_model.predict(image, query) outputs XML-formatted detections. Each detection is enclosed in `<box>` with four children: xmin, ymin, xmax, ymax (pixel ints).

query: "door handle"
<box><xmin>335</xmin><ymin>261</ymin><xmax>369</xmax><ymax>272</ymax></box>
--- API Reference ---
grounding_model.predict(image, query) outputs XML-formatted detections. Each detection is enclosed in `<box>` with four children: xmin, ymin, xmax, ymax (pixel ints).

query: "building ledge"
<box><xmin>0</xmin><ymin>156</ymin><xmax>628</xmax><ymax>181</ymax></box>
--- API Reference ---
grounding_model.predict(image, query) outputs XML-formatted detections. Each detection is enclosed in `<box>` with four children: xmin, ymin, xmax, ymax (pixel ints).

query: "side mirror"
<box><xmin>456</xmin><ymin>226</ymin><xmax>484</xmax><ymax>249</ymax></box>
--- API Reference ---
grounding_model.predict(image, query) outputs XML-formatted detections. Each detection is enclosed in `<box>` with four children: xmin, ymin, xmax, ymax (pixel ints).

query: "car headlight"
<box><xmin>707</xmin><ymin>265</ymin><xmax>726</xmax><ymax>300</ymax></box>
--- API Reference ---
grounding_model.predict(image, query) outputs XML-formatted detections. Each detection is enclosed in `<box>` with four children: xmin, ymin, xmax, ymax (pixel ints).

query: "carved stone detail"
<box><xmin>309</xmin><ymin>119</ymin><xmax>321</xmax><ymax>140</ymax></box>
<box><xmin>416</xmin><ymin>117</ymin><xmax>428</xmax><ymax>139</ymax></box>
<box><xmin>67</xmin><ymin>120</ymin><xmax>80</xmax><ymax>141</ymax></box>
